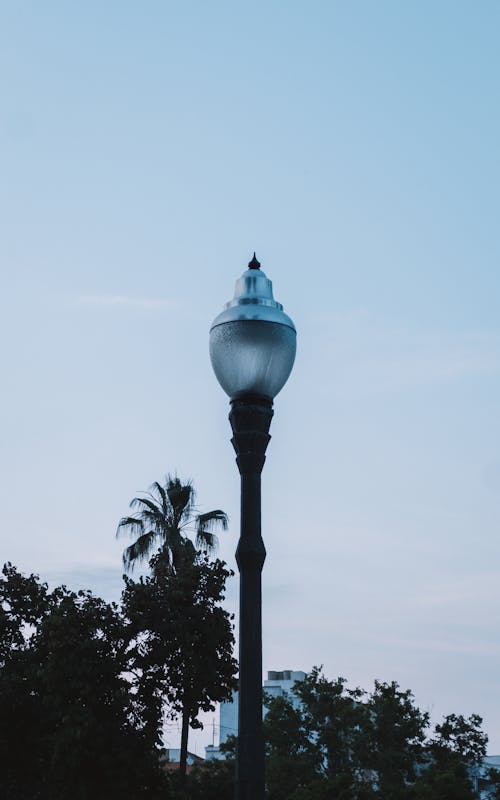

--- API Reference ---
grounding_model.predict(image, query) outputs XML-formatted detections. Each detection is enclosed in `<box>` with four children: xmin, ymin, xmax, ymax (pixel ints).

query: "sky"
<box><xmin>1</xmin><ymin>0</ymin><xmax>500</xmax><ymax>757</ymax></box>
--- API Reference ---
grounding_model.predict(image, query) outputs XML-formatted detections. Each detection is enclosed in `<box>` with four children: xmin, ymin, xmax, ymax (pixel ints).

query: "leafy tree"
<box><xmin>185</xmin><ymin>757</ymin><xmax>235</xmax><ymax>800</ymax></box>
<box><xmin>411</xmin><ymin>760</ymin><xmax>476</xmax><ymax>800</ymax></box>
<box><xmin>117</xmin><ymin>475</ymin><xmax>233</xmax><ymax>784</ymax></box>
<box><xmin>263</xmin><ymin>668</ymin><xmax>375</xmax><ymax>800</ymax></box>
<box><xmin>295</xmin><ymin>669</ymin><xmax>368</xmax><ymax>782</ymax></box>
<box><xmin>122</xmin><ymin>547</ymin><xmax>238</xmax><ymax>785</ymax></box>
<box><xmin>364</xmin><ymin>680</ymin><xmax>429</xmax><ymax>799</ymax></box>
<box><xmin>0</xmin><ymin>563</ymin><xmax>169</xmax><ymax>800</ymax></box>
<box><xmin>181</xmin><ymin>735</ymin><xmax>236</xmax><ymax>800</ymax></box>
<box><xmin>181</xmin><ymin>667</ymin><xmax>493</xmax><ymax>799</ymax></box>
<box><xmin>410</xmin><ymin>713</ymin><xmax>488</xmax><ymax>800</ymax></box>
<box><xmin>483</xmin><ymin>768</ymin><xmax>500</xmax><ymax>800</ymax></box>
<box><xmin>117</xmin><ymin>475</ymin><xmax>228</xmax><ymax>572</ymax></box>
<box><xmin>259</xmin><ymin>669</ymin><xmax>486</xmax><ymax>800</ymax></box>
<box><xmin>432</xmin><ymin>713</ymin><xmax>487</xmax><ymax>766</ymax></box>
<box><xmin>263</xmin><ymin>667</ymin><xmax>373</xmax><ymax>799</ymax></box>
<box><xmin>264</xmin><ymin>692</ymin><xmax>320</xmax><ymax>799</ymax></box>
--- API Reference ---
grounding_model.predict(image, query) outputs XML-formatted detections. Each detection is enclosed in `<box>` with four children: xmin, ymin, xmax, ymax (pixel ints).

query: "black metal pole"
<box><xmin>229</xmin><ymin>395</ymin><xmax>274</xmax><ymax>800</ymax></box>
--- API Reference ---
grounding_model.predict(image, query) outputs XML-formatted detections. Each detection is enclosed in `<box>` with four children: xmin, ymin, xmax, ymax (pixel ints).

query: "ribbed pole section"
<box><xmin>229</xmin><ymin>396</ymin><xmax>274</xmax><ymax>800</ymax></box>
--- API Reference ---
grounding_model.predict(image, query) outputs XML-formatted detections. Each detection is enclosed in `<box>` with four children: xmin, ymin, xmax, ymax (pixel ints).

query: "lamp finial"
<box><xmin>248</xmin><ymin>252</ymin><xmax>261</xmax><ymax>270</ymax></box>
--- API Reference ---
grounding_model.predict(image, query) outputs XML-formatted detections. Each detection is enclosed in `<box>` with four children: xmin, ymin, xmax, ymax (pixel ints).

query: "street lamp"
<box><xmin>209</xmin><ymin>253</ymin><xmax>296</xmax><ymax>800</ymax></box>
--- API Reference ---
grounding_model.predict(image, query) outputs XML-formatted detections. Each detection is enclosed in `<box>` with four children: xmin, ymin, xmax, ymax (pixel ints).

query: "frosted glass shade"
<box><xmin>209</xmin><ymin>320</ymin><xmax>296</xmax><ymax>400</ymax></box>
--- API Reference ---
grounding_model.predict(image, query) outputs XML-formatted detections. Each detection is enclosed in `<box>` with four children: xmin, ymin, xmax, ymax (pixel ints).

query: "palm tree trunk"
<box><xmin>179</xmin><ymin>707</ymin><xmax>190</xmax><ymax>786</ymax></box>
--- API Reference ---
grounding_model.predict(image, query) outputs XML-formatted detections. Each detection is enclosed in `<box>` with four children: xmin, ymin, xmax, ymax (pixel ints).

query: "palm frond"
<box><xmin>116</xmin><ymin>516</ymin><xmax>144</xmax><ymax>539</ymax></box>
<box><xmin>150</xmin><ymin>481</ymin><xmax>169</xmax><ymax>514</ymax></box>
<box><xmin>166</xmin><ymin>476</ymin><xmax>195</xmax><ymax>524</ymax></box>
<box><xmin>129</xmin><ymin>496</ymin><xmax>163</xmax><ymax>516</ymax></box>
<box><xmin>132</xmin><ymin>509</ymin><xmax>167</xmax><ymax>529</ymax></box>
<box><xmin>196</xmin><ymin>509</ymin><xmax>229</xmax><ymax>533</ymax></box>
<box><xmin>195</xmin><ymin>529</ymin><xmax>218</xmax><ymax>554</ymax></box>
<box><xmin>122</xmin><ymin>531</ymin><xmax>159</xmax><ymax>572</ymax></box>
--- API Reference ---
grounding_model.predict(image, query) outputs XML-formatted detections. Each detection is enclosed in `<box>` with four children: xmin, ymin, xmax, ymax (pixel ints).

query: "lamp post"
<box><xmin>209</xmin><ymin>254</ymin><xmax>296</xmax><ymax>800</ymax></box>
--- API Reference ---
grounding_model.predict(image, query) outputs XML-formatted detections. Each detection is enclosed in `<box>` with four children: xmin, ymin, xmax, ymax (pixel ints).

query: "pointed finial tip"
<box><xmin>248</xmin><ymin>252</ymin><xmax>261</xmax><ymax>270</ymax></box>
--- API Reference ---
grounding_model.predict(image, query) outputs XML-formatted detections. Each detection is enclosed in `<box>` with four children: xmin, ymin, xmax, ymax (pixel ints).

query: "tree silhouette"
<box><xmin>117</xmin><ymin>475</ymin><xmax>228</xmax><ymax>573</ymax></box>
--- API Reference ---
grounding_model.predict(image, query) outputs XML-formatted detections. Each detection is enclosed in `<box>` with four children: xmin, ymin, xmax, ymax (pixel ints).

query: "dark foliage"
<box><xmin>183</xmin><ymin>757</ymin><xmax>235</xmax><ymax>800</ymax></box>
<box><xmin>189</xmin><ymin>667</ymin><xmax>490</xmax><ymax>800</ymax></box>
<box><xmin>122</xmin><ymin>547</ymin><xmax>238</xmax><ymax>787</ymax></box>
<box><xmin>1</xmin><ymin>557</ymin><xmax>490</xmax><ymax>800</ymax></box>
<box><xmin>116</xmin><ymin>475</ymin><xmax>228</xmax><ymax>573</ymax></box>
<box><xmin>0</xmin><ymin>563</ymin><xmax>169</xmax><ymax>800</ymax></box>
<box><xmin>117</xmin><ymin>475</ymin><xmax>232</xmax><ymax>781</ymax></box>
<box><xmin>363</xmin><ymin>680</ymin><xmax>430</xmax><ymax>799</ymax></box>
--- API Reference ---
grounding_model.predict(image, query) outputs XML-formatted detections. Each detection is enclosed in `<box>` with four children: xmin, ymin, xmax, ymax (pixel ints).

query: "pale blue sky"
<box><xmin>2</xmin><ymin>1</ymin><xmax>500</xmax><ymax>755</ymax></box>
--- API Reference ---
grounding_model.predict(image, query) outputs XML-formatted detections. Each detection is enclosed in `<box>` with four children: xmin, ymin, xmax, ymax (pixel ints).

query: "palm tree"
<box><xmin>117</xmin><ymin>475</ymin><xmax>229</xmax><ymax>573</ymax></box>
<box><xmin>117</xmin><ymin>475</ymin><xmax>230</xmax><ymax>784</ymax></box>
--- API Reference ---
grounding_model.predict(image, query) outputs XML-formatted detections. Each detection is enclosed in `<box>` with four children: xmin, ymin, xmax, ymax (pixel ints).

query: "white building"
<box><xmin>205</xmin><ymin>669</ymin><xmax>306</xmax><ymax>760</ymax></box>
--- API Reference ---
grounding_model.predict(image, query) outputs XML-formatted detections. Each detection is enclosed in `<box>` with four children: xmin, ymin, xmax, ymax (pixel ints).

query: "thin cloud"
<box><xmin>312</xmin><ymin>313</ymin><xmax>500</xmax><ymax>393</ymax></box>
<box><xmin>77</xmin><ymin>294</ymin><xmax>177</xmax><ymax>311</ymax></box>
<box><xmin>358</xmin><ymin>347</ymin><xmax>500</xmax><ymax>391</ymax></box>
<box><xmin>414</xmin><ymin>573</ymin><xmax>500</xmax><ymax>612</ymax></box>
<box><xmin>373</xmin><ymin>635</ymin><xmax>500</xmax><ymax>658</ymax></box>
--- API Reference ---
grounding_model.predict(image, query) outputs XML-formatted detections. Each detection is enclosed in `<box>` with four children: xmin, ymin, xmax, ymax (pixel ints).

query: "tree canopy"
<box><xmin>0</xmin><ymin>563</ymin><xmax>168</xmax><ymax>800</ymax></box>
<box><xmin>1</xmin><ymin>561</ymin><xmax>493</xmax><ymax>800</ymax></box>
<box><xmin>122</xmin><ymin>548</ymin><xmax>237</xmax><ymax>783</ymax></box>
<box><xmin>0</xmin><ymin>550</ymin><xmax>237</xmax><ymax>799</ymax></box>
<box><xmin>188</xmin><ymin>667</ymin><xmax>490</xmax><ymax>800</ymax></box>
<box><xmin>117</xmin><ymin>475</ymin><xmax>235</xmax><ymax>782</ymax></box>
